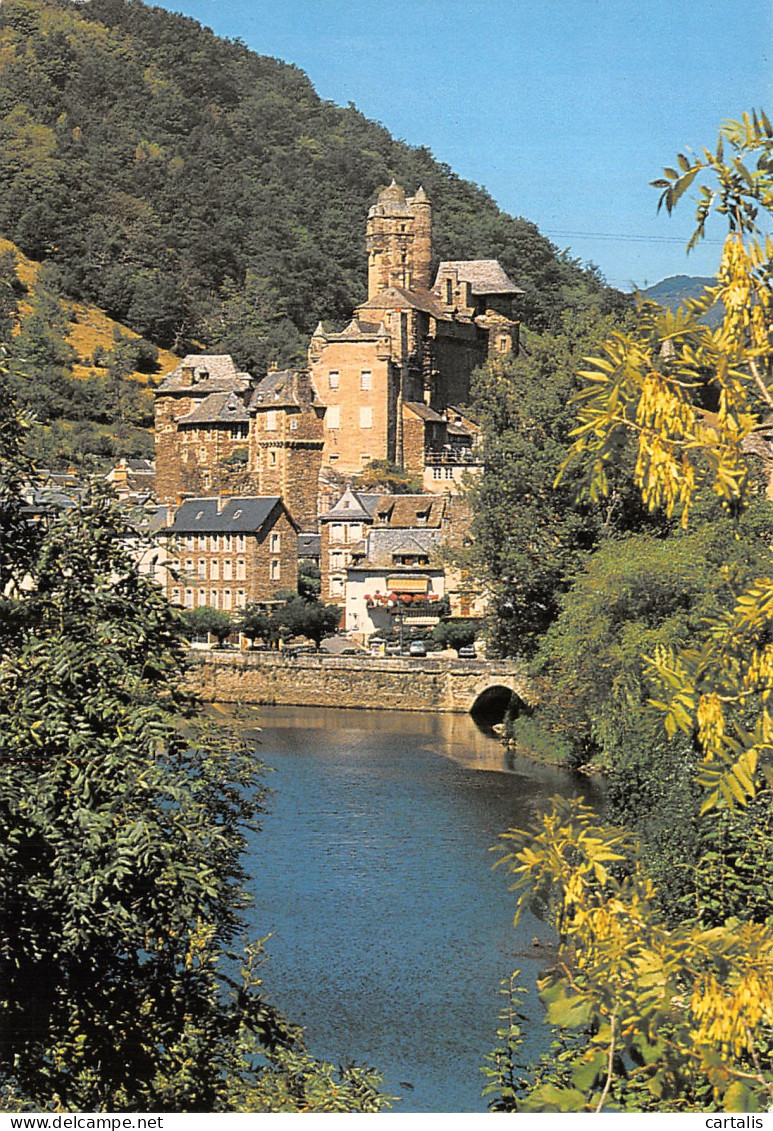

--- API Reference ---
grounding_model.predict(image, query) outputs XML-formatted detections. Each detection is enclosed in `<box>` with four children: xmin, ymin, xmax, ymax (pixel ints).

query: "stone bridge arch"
<box><xmin>447</xmin><ymin>661</ymin><xmax>534</xmax><ymax>720</ymax></box>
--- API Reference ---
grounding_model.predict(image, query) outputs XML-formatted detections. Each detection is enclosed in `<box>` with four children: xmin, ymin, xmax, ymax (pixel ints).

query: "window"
<box><xmin>330</xmin><ymin>523</ymin><xmax>344</xmax><ymax>542</ymax></box>
<box><xmin>211</xmin><ymin>534</ymin><xmax>220</xmax><ymax>552</ymax></box>
<box><xmin>223</xmin><ymin>535</ymin><xmax>232</xmax><ymax>551</ymax></box>
<box><xmin>328</xmin><ymin>371</ymin><xmax>339</xmax><ymax>390</ymax></box>
<box><xmin>330</xmin><ymin>577</ymin><xmax>344</xmax><ymax>596</ymax></box>
<box><xmin>210</xmin><ymin>559</ymin><xmax>219</xmax><ymax>580</ymax></box>
<box><xmin>185</xmin><ymin>588</ymin><xmax>194</xmax><ymax>609</ymax></box>
<box><xmin>347</xmin><ymin>523</ymin><xmax>362</xmax><ymax>541</ymax></box>
<box><xmin>359</xmin><ymin>407</ymin><xmax>372</xmax><ymax>429</ymax></box>
<box><xmin>360</xmin><ymin>453</ymin><xmax>371</xmax><ymax>464</ymax></box>
<box><xmin>268</xmin><ymin>450</ymin><xmax>277</xmax><ymax>467</ymax></box>
<box><xmin>444</xmin><ymin>466</ymin><xmax>455</xmax><ymax>479</ymax></box>
<box><xmin>198</xmin><ymin>559</ymin><xmax>206</xmax><ymax>579</ymax></box>
<box><xmin>223</xmin><ymin>559</ymin><xmax>233</xmax><ymax>581</ymax></box>
<box><xmin>197</xmin><ymin>587</ymin><xmax>207</xmax><ymax>606</ymax></box>
<box><xmin>237</xmin><ymin>534</ymin><xmax>246</xmax><ymax>551</ymax></box>
<box><xmin>265</xmin><ymin>410</ymin><xmax>277</xmax><ymax>431</ymax></box>
<box><xmin>185</xmin><ymin>536</ymin><xmax>194</xmax><ymax>551</ymax></box>
<box><xmin>199</xmin><ymin>446</ymin><xmax>207</xmax><ymax>460</ymax></box>
<box><xmin>270</xmin><ymin>559</ymin><xmax>280</xmax><ymax>581</ymax></box>
<box><xmin>185</xmin><ymin>558</ymin><xmax>194</xmax><ymax>574</ymax></box>
<box><xmin>210</xmin><ymin>590</ymin><xmax>219</xmax><ymax>608</ymax></box>
<box><xmin>360</xmin><ymin>370</ymin><xmax>372</xmax><ymax>391</ymax></box>
<box><xmin>172</xmin><ymin>588</ymin><xmax>181</xmax><ymax>605</ymax></box>
<box><xmin>236</xmin><ymin>559</ymin><xmax>246</xmax><ymax>580</ymax></box>
<box><xmin>203</xmin><ymin>472</ymin><xmax>211</xmax><ymax>489</ymax></box>
<box><xmin>290</xmin><ymin>418</ymin><xmax>298</xmax><ymax>431</ymax></box>
<box><xmin>223</xmin><ymin>589</ymin><xmax>232</xmax><ymax>610</ymax></box>
<box><xmin>331</xmin><ymin>551</ymin><xmax>344</xmax><ymax>569</ymax></box>
<box><xmin>327</xmin><ymin>405</ymin><xmax>340</xmax><ymax>430</ymax></box>
<box><xmin>198</xmin><ymin>535</ymin><xmax>207</xmax><ymax>551</ymax></box>
<box><xmin>270</xmin><ymin>532</ymin><xmax>281</xmax><ymax>553</ymax></box>
<box><xmin>445</xmin><ymin>278</ymin><xmax>453</xmax><ymax>304</ymax></box>
<box><xmin>433</xmin><ymin>466</ymin><xmax>443</xmax><ymax>479</ymax></box>
<box><xmin>236</xmin><ymin>589</ymin><xmax>246</xmax><ymax>609</ymax></box>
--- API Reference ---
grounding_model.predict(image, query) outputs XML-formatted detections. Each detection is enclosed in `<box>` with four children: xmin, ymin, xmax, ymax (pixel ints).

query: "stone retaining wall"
<box><xmin>188</xmin><ymin>651</ymin><xmax>531</xmax><ymax>715</ymax></box>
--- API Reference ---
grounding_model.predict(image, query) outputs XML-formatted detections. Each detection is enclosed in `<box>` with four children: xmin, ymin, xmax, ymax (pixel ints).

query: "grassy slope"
<box><xmin>1</xmin><ymin>237</ymin><xmax>180</xmax><ymax>386</ymax></box>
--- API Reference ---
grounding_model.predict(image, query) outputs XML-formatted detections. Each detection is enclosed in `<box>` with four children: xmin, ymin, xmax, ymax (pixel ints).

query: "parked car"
<box><xmin>457</xmin><ymin>644</ymin><xmax>477</xmax><ymax>659</ymax></box>
<box><xmin>385</xmin><ymin>641</ymin><xmax>402</xmax><ymax>656</ymax></box>
<box><xmin>409</xmin><ymin>640</ymin><xmax>427</xmax><ymax>657</ymax></box>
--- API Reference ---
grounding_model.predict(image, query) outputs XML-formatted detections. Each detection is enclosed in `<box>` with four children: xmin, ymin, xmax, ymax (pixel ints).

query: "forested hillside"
<box><xmin>0</xmin><ymin>0</ymin><xmax>624</xmax><ymax>375</ymax></box>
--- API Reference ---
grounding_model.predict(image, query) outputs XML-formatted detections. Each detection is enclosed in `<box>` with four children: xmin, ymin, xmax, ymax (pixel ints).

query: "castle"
<box><xmin>154</xmin><ymin>182</ymin><xmax>522</xmax><ymax>531</ymax></box>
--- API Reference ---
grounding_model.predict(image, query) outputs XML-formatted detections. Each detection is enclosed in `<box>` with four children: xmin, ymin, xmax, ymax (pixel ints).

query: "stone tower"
<box><xmin>366</xmin><ymin>181</ymin><xmax>433</xmax><ymax>298</ymax></box>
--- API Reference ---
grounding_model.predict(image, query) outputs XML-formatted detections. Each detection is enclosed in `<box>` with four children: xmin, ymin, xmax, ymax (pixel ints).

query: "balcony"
<box><xmin>424</xmin><ymin>447</ymin><xmax>482</xmax><ymax>466</ymax></box>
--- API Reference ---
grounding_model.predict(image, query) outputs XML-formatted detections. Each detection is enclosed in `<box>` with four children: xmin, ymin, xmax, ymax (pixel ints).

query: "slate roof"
<box><xmin>435</xmin><ymin>260</ymin><xmax>523</xmax><ymax>296</ymax></box>
<box><xmin>373</xmin><ymin>494</ymin><xmax>447</xmax><ymax>528</ymax></box>
<box><xmin>403</xmin><ymin>401</ymin><xmax>445</xmax><ymax>423</ymax></box>
<box><xmin>166</xmin><ymin>496</ymin><xmax>292</xmax><ymax>534</ymax></box>
<box><xmin>248</xmin><ymin>369</ymin><xmax>318</xmax><ymax>410</ymax></box>
<box><xmin>298</xmin><ymin>532</ymin><xmax>322</xmax><ymax>558</ymax></box>
<box><xmin>320</xmin><ymin>487</ymin><xmax>381</xmax><ymax>523</ymax></box>
<box><xmin>357</xmin><ymin>286</ymin><xmax>446</xmax><ymax>319</ymax></box>
<box><xmin>317</xmin><ymin>317</ymin><xmax>391</xmax><ymax>341</ymax></box>
<box><xmin>177</xmin><ymin>391</ymin><xmax>250</xmax><ymax>425</ymax></box>
<box><xmin>157</xmin><ymin>354</ymin><xmax>251</xmax><ymax>394</ymax></box>
<box><xmin>350</xmin><ymin>526</ymin><xmax>443</xmax><ymax>570</ymax></box>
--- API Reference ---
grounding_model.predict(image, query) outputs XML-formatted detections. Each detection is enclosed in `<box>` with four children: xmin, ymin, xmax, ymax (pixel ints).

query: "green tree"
<box><xmin>298</xmin><ymin>558</ymin><xmax>321</xmax><ymax>600</ymax></box>
<box><xmin>276</xmin><ymin>596</ymin><xmax>341</xmax><ymax>648</ymax></box>
<box><xmin>431</xmin><ymin>618</ymin><xmax>481</xmax><ymax>652</ymax></box>
<box><xmin>182</xmin><ymin>604</ymin><xmax>233</xmax><ymax>646</ymax></box>
<box><xmin>357</xmin><ymin>459</ymin><xmax>423</xmax><ymax>494</ymax></box>
<box><xmin>527</xmin><ymin>503</ymin><xmax>773</xmax><ymax>770</ymax></box>
<box><xmin>465</xmin><ymin>314</ymin><xmax>648</xmax><ymax>659</ymax></box>
<box><xmin>0</xmin><ymin>490</ymin><xmax>388</xmax><ymax>1111</ymax></box>
<box><xmin>484</xmin><ymin>111</ymin><xmax>773</xmax><ymax>1114</ymax></box>
<box><xmin>238</xmin><ymin>603</ymin><xmax>280</xmax><ymax>649</ymax></box>
<box><xmin>0</xmin><ymin>371</ymin><xmax>387</xmax><ymax>1112</ymax></box>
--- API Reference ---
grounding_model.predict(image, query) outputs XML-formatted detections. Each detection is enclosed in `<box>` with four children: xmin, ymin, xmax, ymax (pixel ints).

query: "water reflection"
<box><xmin>239</xmin><ymin>706</ymin><xmax>599</xmax><ymax>1114</ymax></box>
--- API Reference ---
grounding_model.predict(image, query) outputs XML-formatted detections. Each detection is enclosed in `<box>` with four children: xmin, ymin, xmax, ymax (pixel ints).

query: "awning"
<box><xmin>386</xmin><ymin>576</ymin><xmax>430</xmax><ymax>594</ymax></box>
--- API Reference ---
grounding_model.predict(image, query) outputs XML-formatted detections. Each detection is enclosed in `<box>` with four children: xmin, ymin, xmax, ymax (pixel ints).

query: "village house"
<box><xmin>341</xmin><ymin>492</ymin><xmax>481</xmax><ymax>641</ymax></box>
<box><xmin>318</xmin><ymin>486</ymin><xmax>381</xmax><ymax>602</ymax></box>
<box><xmin>158</xmin><ymin>495</ymin><xmax>298</xmax><ymax>612</ymax></box>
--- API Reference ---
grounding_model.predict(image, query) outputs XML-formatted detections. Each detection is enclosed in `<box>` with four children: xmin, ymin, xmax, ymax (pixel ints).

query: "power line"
<box><xmin>542</xmin><ymin>228</ymin><xmax>725</xmax><ymax>245</ymax></box>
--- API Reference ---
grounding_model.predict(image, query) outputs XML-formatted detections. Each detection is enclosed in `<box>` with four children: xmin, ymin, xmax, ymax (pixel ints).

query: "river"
<box><xmin>239</xmin><ymin>705</ymin><xmax>602</xmax><ymax>1114</ymax></box>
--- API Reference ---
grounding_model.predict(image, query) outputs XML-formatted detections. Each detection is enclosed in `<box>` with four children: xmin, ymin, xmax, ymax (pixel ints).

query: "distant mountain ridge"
<box><xmin>640</xmin><ymin>275</ymin><xmax>723</xmax><ymax>326</ymax></box>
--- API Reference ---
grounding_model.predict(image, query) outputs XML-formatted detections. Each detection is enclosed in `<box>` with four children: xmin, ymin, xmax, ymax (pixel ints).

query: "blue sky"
<box><xmin>152</xmin><ymin>0</ymin><xmax>771</xmax><ymax>291</ymax></box>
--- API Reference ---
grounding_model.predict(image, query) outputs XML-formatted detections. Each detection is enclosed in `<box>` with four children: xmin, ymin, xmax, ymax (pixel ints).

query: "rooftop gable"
<box><xmin>177</xmin><ymin>391</ymin><xmax>250</xmax><ymax>426</ymax></box>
